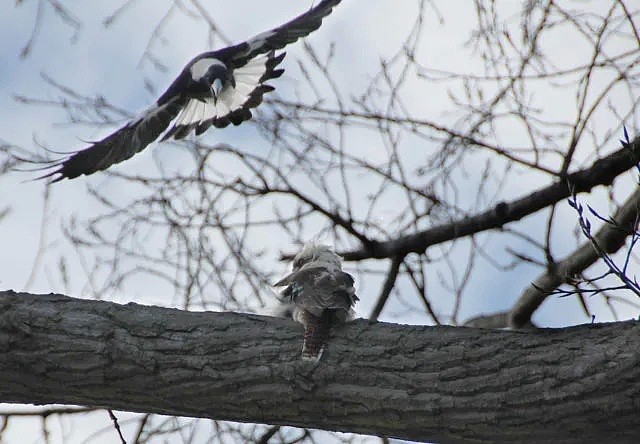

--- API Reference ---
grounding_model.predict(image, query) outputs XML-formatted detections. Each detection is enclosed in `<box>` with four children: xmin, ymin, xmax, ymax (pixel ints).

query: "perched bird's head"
<box><xmin>291</xmin><ymin>244</ymin><xmax>342</xmax><ymax>271</ymax></box>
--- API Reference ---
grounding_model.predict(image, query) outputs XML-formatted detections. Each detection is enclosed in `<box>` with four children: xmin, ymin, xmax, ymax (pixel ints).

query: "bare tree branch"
<box><xmin>509</xmin><ymin>186</ymin><xmax>640</xmax><ymax>328</ymax></box>
<box><xmin>368</xmin><ymin>254</ymin><xmax>404</xmax><ymax>321</ymax></box>
<box><xmin>1</xmin><ymin>290</ymin><xmax>639</xmax><ymax>444</ymax></box>
<box><xmin>341</xmin><ymin>137</ymin><xmax>640</xmax><ymax>261</ymax></box>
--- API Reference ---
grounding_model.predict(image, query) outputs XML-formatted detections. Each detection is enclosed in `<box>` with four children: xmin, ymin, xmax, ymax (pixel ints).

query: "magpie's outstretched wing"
<box><xmin>220</xmin><ymin>0</ymin><xmax>342</xmax><ymax>66</ymax></box>
<box><xmin>39</xmin><ymin>0</ymin><xmax>341</xmax><ymax>183</ymax></box>
<box><xmin>38</xmin><ymin>97</ymin><xmax>186</xmax><ymax>183</ymax></box>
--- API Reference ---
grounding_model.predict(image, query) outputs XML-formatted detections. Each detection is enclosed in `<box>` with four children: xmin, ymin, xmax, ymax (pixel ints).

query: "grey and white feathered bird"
<box><xmin>38</xmin><ymin>0</ymin><xmax>341</xmax><ymax>182</ymax></box>
<box><xmin>274</xmin><ymin>244</ymin><xmax>358</xmax><ymax>362</ymax></box>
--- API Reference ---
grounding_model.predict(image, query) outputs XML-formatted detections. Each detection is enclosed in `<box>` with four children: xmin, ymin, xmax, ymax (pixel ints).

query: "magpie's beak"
<box><xmin>211</xmin><ymin>78</ymin><xmax>224</xmax><ymax>104</ymax></box>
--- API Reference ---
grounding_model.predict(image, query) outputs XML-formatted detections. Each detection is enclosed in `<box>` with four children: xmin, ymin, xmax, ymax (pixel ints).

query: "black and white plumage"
<box><xmin>274</xmin><ymin>244</ymin><xmax>358</xmax><ymax>362</ymax></box>
<box><xmin>39</xmin><ymin>0</ymin><xmax>341</xmax><ymax>182</ymax></box>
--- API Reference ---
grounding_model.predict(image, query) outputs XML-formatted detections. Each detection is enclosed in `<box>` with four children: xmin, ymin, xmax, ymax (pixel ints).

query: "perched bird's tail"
<box><xmin>301</xmin><ymin>310</ymin><xmax>334</xmax><ymax>362</ymax></box>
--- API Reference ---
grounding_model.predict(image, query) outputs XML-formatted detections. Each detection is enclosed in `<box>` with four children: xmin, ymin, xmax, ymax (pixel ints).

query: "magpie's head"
<box><xmin>205</xmin><ymin>65</ymin><xmax>234</xmax><ymax>102</ymax></box>
<box><xmin>189</xmin><ymin>58</ymin><xmax>234</xmax><ymax>102</ymax></box>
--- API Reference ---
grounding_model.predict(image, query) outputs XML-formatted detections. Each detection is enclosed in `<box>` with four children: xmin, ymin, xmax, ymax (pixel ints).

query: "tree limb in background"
<box><xmin>368</xmin><ymin>254</ymin><xmax>404</xmax><ymax>321</ymax></box>
<box><xmin>1</xmin><ymin>291</ymin><xmax>639</xmax><ymax>444</ymax></box>
<box><xmin>339</xmin><ymin>136</ymin><xmax>640</xmax><ymax>262</ymax></box>
<box><xmin>463</xmin><ymin>311</ymin><xmax>513</xmax><ymax>329</ymax></box>
<box><xmin>509</xmin><ymin>187</ymin><xmax>640</xmax><ymax>328</ymax></box>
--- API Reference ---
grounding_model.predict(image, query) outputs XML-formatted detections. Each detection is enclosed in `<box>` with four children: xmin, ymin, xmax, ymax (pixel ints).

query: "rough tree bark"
<box><xmin>1</xmin><ymin>290</ymin><xmax>639</xmax><ymax>443</ymax></box>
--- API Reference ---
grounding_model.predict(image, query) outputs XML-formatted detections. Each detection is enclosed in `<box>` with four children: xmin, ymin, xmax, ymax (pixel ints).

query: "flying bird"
<box><xmin>274</xmin><ymin>244</ymin><xmax>358</xmax><ymax>362</ymax></box>
<box><xmin>38</xmin><ymin>0</ymin><xmax>341</xmax><ymax>182</ymax></box>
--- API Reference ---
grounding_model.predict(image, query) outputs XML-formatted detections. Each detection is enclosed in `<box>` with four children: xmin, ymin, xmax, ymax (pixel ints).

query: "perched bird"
<box><xmin>274</xmin><ymin>244</ymin><xmax>358</xmax><ymax>362</ymax></box>
<box><xmin>38</xmin><ymin>0</ymin><xmax>341</xmax><ymax>182</ymax></box>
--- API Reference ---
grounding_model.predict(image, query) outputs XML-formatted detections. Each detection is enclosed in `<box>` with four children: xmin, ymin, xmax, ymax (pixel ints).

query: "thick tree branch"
<box><xmin>509</xmin><ymin>187</ymin><xmax>640</xmax><ymax>328</ymax></box>
<box><xmin>341</xmin><ymin>136</ymin><xmax>640</xmax><ymax>261</ymax></box>
<box><xmin>1</xmin><ymin>291</ymin><xmax>639</xmax><ymax>443</ymax></box>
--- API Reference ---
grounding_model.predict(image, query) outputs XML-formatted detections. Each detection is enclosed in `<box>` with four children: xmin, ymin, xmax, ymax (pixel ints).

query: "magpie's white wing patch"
<box><xmin>162</xmin><ymin>52</ymin><xmax>283</xmax><ymax>140</ymax></box>
<box><xmin>246</xmin><ymin>30</ymin><xmax>277</xmax><ymax>54</ymax></box>
<box><xmin>230</xmin><ymin>0</ymin><xmax>341</xmax><ymax>66</ymax></box>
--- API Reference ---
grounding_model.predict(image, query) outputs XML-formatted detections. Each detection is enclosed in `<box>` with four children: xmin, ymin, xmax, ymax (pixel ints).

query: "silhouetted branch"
<box><xmin>340</xmin><ymin>136</ymin><xmax>640</xmax><ymax>262</ymax></box>
<box><xmin>509</xmin><ymin>186</ymin><xmax>640</xmax><ymax>328</ymax></box>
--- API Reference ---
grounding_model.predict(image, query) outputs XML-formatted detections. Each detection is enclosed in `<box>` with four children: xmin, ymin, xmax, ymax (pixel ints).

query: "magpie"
<box><xmin>38</xmin><ymin>0</ymin><xmax>341</xmax><ymax>182</ymax></box>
